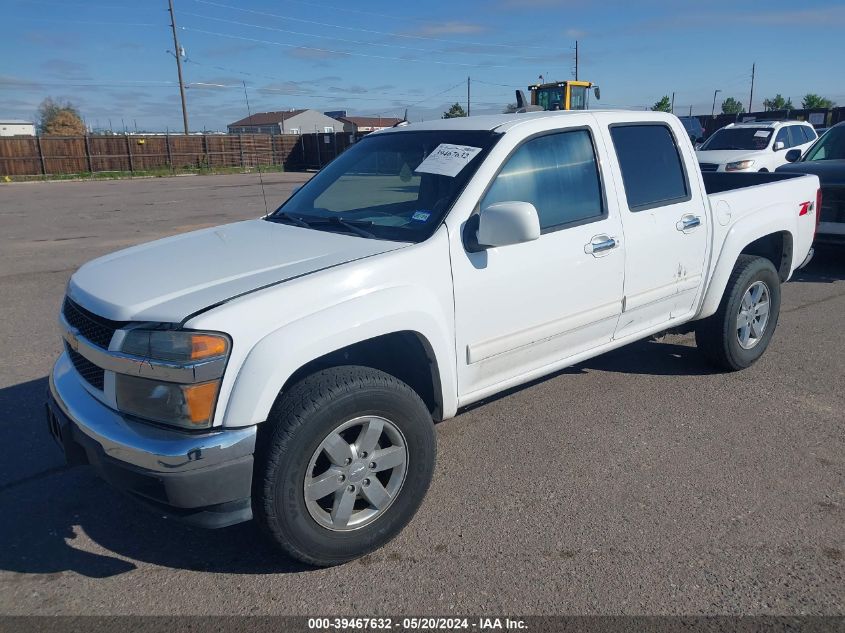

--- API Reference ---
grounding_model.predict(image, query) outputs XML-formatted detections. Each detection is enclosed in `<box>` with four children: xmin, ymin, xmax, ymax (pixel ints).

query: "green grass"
<box><xmin>2</xmin><ymin>163</ymin><xmax>286</xmax><ymax>183</ymax></box>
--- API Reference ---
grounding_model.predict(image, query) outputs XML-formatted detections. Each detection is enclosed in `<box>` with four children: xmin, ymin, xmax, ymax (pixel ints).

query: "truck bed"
<box><xmin>702</xmin><ymin>171</ymin><xmax>804</xmax><ymax>194</ymax></box>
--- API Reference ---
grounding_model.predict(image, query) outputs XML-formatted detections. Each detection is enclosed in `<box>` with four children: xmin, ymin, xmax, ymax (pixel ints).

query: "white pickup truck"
<box><xmin>48</xmin><ymin>111</ymin><xmax>819</xmax><ymax>566</ymax></box>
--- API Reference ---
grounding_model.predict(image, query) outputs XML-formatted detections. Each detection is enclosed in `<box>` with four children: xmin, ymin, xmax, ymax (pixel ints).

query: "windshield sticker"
<box><xmin>411</xmin><ymin>211</ymin><xmax>431</xmax><ymax>222</ymax></box>
<box><xmin>415</xmin><ymin>144</ymin><xmax>483</xmax><ymax>177</ymax></box>
<box><xmin>754</xmin><ymin>130</ymin><xmax>771</xmax><ymax>138</ymax></box>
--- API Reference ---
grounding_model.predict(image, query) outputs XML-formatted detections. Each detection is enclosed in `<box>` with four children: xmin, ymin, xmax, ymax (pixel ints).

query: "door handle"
<box><xmin>584</xmin><ymin>235</ymin><xmax>618</xmax><ymax>256</ymax></box>
<box><xmin>677</xmin><ymin>214</ymin><xmax>701</xmax><ymax>231</ymax></box>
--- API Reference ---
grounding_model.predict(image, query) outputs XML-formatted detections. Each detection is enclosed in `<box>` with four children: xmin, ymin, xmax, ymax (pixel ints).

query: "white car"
<box><xmin>697</xmin><ymin>120</ymin><xmax>817</xmax><ymax>173</ymax></box>
<box><xmin>48</xmin><ymin>110</ymin><xmax>820</xmax><ymax>566</ymax></box>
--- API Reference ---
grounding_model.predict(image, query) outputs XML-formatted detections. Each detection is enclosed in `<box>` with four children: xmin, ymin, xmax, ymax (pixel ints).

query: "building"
<box><xmin>0</xmin><ymin>120</ymin><xmax>35</xmax><ymax>137</ymax></box>
<box><xmin>227</xmin><ymin>109</ymin><xmax>341</xmax><ymax>135</ymax></box>
<box><xmin>337</xmin><ymin>116</ymin><xmax>403</xmax><ymax>133</ymax></box>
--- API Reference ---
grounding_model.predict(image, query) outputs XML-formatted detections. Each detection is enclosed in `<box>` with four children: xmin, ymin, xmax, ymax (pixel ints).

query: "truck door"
<box><xmin>602</xmin><ymin>120</ymin><xmax>709</xmax><ymax>339</ymax></box>
<box><xmin>449</xmin><ymin>122</ymin><xmax>625</xmax><ymax>401</ymax></box>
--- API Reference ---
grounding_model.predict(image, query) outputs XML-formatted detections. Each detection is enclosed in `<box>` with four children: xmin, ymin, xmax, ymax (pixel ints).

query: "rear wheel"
<box><xmin>253</xmin><ymin>366</ymin><xmax>436</xmax><ymax>567</ymax></box>
<box><xmin>695</xmin><ymin>255</ymin><xmax>781</xmax><ymax>371</ymax></box>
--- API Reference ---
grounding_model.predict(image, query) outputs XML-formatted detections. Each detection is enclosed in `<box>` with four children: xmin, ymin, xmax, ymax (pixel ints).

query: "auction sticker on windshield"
<box><xmin>415</xmin><ymin>144</ymin><xmax>483</xmax><ymax>177</ymax></box>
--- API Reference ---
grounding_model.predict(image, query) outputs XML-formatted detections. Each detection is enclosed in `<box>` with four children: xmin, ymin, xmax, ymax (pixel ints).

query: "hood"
<box><xmin>776</xmin><ymin>159</ymin><xmax>845</xmax><ymax>186</ymax></box>
<box><xmin>695</xmin><ymin>149</ymin><xmax>763</xmax><ymax>166</ymax></box>
<box><xmin>68</xmin><ymin>219</ymin><xmax>407</xmax><ymax>322</ymax></box>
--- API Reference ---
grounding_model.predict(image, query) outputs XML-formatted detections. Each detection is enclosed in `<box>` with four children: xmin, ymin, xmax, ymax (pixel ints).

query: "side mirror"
<box><xmin>785</xmin><ymin>149</ymin><xmax>802</xmax><ymax>163</ymax></box>
<box><xmin>773</xmin><ymin>141</ymin><xmax>785</xmax><ymax>151</ymax></box>
<box><xmin>593</xmin><ymin>86</ymin><xmax>601</xmax><ymax>100</ymax></box>
<box><xmin>465</xmin><ymin>201</ymin><xmax>541</xmax><ymax>251</ymax></box>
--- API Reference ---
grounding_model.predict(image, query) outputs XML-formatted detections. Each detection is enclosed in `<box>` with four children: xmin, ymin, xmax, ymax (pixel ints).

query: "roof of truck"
<box><xmin>377</xmin><ymin>109</ymin><xmax>672</xmax><ymax>134</ymax></box>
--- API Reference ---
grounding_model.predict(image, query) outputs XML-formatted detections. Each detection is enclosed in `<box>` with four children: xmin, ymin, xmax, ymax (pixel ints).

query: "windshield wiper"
<box><xmin>267</xmin><ymin>212</ymin><xmax>377</xmax><ymax>239</ymax></box>
<box><xmin>266</xmin><ymin>212</ymin><xmax>311</xmax><ymax>229</ymax></box>
<box><xmin>320</xmin><ymin>216</ymin><xmax>376</xmax><ymax>239</ymax></box>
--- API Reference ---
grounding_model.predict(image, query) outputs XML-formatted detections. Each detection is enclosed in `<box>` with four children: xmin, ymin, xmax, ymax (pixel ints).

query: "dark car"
<box><xmin>678</xmin><ymin>116</ymin><xmax>705</xmax><ymax>145</ymax></box>
<box><xmin>777</xmin><ymin>122</ymin><xmax>845</xmax><ymax>245</ymax></box>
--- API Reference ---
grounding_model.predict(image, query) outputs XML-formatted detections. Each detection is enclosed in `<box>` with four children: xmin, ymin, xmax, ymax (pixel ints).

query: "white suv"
<box><xmin>696</xmin><ymin>120</ymin><xmax>817</xmax><ymax>173</ymax></box>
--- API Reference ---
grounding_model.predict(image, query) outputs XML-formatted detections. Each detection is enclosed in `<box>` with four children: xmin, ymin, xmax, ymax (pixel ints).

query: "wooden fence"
<box><xmin>0</xmin><ymin>132</ymin><xmax>367</xmax><ymax>177</ymax></box>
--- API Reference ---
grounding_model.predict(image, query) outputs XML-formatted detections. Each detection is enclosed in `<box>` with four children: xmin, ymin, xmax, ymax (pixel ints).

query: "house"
<box><xmin>227</xmin><ymin>109</ymin><xmax>341</xmax><ymax>135</ymax></box>
<box><xmin>337</xmin><ymin>116</ymin><xmax>403</xmax><ymax>133</ymax></box>
<box><xmin>0</xmin><ymin>120</ymin><xmax>35</xmax><ymax>137</ymax></box>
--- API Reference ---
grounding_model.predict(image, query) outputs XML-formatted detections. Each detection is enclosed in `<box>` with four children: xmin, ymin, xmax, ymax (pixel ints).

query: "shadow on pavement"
<box><xmin>0</xmin><ymin>379</ymin><xmax>312</xmax><ymax>578</ymax></box>
<box><xmin>462</xmin><ymin>337</ymin><xmax>715</xmax><ymax>414</ymax></box>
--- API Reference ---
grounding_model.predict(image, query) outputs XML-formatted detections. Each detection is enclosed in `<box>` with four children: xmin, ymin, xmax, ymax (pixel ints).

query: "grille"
<box><xmin>820</xmin><ymin>185</ymin><xmax>845</xmax><ymax>224</ymax></box>
<box><xmin>62</xmin><ymin>297</ymin><xmax>126</xmax><ymax>349</ymax></box>
<box><xmin>65</xmin><ymin>342</ymin><xmax>105</xmax><ymax>390</ymax></box>
<box><xmin>698</xmin><ymin>163</ymin><xmax>719</xmax><ymax>172</ymax></box>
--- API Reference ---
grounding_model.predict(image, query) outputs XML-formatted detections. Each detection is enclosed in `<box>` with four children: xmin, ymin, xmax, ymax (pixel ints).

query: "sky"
<box><xmin>1</xmin><ymin>0</ymin><xmax>844</xmax><ymax>132</ymax></box>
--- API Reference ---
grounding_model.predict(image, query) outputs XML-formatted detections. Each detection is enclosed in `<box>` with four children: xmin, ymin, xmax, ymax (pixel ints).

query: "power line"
<box><xmin>190</xmin><ymin>0</ymin><xmax>561</xmax><ymax>51</ymax></box>
<box><xmin>179</xmin><ymin>11</ymin><xmax>548</xmax><ymax>61</ymax></box>
<box><xmin>180</xmin><ymin>26</ymin><xmax>512</xmax><ymax>68</ymax></box>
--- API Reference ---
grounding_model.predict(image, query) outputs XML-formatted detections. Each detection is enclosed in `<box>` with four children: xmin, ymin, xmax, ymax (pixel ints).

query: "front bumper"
<box><xmin>48</xmin><ymin>352</ymin><xmax>257</xmax><ymax>528</ymax></box>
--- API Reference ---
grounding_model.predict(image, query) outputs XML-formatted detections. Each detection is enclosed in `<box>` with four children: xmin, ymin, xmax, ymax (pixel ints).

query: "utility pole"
<box><xmin>711</xmin><ymin>89</ymin><xmax>721</xmax><ymax>118</ymax></box>
<box><xmin>168</xmin><ymin>0</ymin><xmax>190</xmax><ymax>135</ymax></box>
<box><xmin>574</xmin><ymin>40</ymin><xmax>579</xmax><ymax>80</ymax></box>
<box><xmin>467</xmin><ymin>76</ymin><xmax>470</xmax><ymax>117</ymax></box>
<box><xmin>671</xmin><ymin>92</ymin><xmax>675</xmax><ymax>114</ymax></box>
<box><xmin>749</xmin><ymin>62</ymin><xmax>755</xmax><ymax>114</ymax></box>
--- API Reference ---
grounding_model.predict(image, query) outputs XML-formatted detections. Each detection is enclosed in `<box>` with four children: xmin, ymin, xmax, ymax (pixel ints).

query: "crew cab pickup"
<box><xmin>48</xmin><ymin>111</ymin><xmax>819</xmax><ymax>566</ymax></box>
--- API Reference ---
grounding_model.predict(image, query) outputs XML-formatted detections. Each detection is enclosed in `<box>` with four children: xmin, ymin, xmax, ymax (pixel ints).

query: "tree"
<box><xmin>762</xmin><ymin>94</ymin><xmax>793</xmax><ymax>111</ymax></box>
<box><xmin>37</xmin><ymin>97</ymin><xmax>85</xmax><ymax>135</ymax></box>
<box><xmin>503</xmin><ymin>103</ymin><xmax>518</xmax><ymax>114</ymax></box>
<box><xmin>442</xmin><ymin>103</ymin><xmax>467</xmax><ymax>119</ymax></box>
<box><xmin>802</xmin><ymin>94</ymin><xmax>836</xmax><ymax>109</ymax></box>
<box><xmin>721</xmin><ymin>97</ymin><xmax>745</xmax><ymax>115</ymax></box>
<box><xmin>651</xmin><ymin>95</ymin><xmax>672</xmax><ymax>112</ymax></box>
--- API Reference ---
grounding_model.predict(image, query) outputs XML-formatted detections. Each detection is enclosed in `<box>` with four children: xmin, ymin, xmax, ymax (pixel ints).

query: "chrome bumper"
<box><xmin>48</xmin><ymin>352</ymin><xmax>257</xmax><ymax>527</ymax></box>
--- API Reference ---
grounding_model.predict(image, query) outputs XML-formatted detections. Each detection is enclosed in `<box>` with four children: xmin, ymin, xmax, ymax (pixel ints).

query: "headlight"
<box><xmin>121</xmin><ymin>330</ymin><xmax>229</xmax><ymax>362</ymax></box>
<box><xmin>725</xmin><ymin>160</ymin><xmax>755</xmax><ymax>171</ymax></box>
<box><xmin>116</xmin><ymin>329</ymin><xmax>230</xmax><ymax>429</ymax></box>
<box><xmin>116</xmin><ymin>375</ymin><xmax>220</xmax><ymax>429</ymax></box>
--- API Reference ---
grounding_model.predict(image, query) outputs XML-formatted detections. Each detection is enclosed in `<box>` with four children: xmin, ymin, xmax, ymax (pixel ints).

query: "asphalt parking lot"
<box><xmin>0</xmin><ymin>172</ymin><xmax>842</xmax><ymax>616</ymax></box>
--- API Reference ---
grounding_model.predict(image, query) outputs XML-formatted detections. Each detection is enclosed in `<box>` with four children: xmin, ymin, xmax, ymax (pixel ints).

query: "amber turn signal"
<box><xmin>190</xmin><ymin>334</ymin><xmax>229</xmax><ymax>360</ymax></box>
<box><xmin>182</xmin><ymin>381</ymin><xmax>221</xmax><ymax>424</ymax></box>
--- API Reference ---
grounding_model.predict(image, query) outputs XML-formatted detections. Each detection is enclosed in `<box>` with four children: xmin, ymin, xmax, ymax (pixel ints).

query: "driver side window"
<box><xmin>481</xmin><ymin>129</ymin><xmax>605</xmax><ymax>232</ymax></box>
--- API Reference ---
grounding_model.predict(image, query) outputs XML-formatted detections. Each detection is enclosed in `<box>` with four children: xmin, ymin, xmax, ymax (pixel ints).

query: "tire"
<box><xmin>695</xmin><ymin>254</ymin><xmax>781</xmax><ymax>371</ymax></box>
<box><xmin>253</xmin><ymin>366</ymin><xmax>436</xmax><ymax>567</ymax></box>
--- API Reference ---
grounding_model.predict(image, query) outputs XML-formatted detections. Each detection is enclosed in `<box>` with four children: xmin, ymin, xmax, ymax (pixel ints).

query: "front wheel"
<box><xmin>695</xmin><ymin>255</ymin><xmax>781</xmax><ymax>371</ymax></box>
<box><xmin>253</xmin><ymin>366</ymin><xmax>436</xmax><ymax>566</ymax></box>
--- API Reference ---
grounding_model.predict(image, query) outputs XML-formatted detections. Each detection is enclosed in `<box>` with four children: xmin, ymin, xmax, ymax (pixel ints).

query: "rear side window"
<box><xmin>801</xmin><ymin>126</ymin><xmax>817</xmax><ymax>143</ymax></box>
<box><xmin>481</xmin><ymin>129</ymin><xmax>604</xmax><ymax>231</ymax></box>
<box><xmin>787</xmin><ymin>126</ymin><xmax>806</xmax><ymax>147</ymax></box>
<box><xmin>610</xmin><ymin>124</ymin><xmax>689</xmax><ymax>211</ymax></box>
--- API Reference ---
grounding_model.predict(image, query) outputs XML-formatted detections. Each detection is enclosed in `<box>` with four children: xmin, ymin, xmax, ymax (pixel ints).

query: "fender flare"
<box><xmin>698</xmin><ymin>211</ymin><xmax>795</xmax><ymax>319</ymax></box>
<box><xmin>222</xmin><ymin>286</ymin><xmax>457</xmax><ymax>427</ymax></box>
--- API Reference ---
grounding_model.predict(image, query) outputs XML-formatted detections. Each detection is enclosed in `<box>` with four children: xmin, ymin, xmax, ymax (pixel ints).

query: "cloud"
<box><xmin>564</xmin><ymin>28</ymin><xmax>587</xmax><ymax>38</ymax></box>
<box><xmin>40</xmin><ymin>59</ymin><xmax>90</xmax><ymax>80</ymax></box>
<box><xmin>288</xmin><ymin>47</ymin><xmax>350</xmax><ymax>61</ymax></box>
<box><xmin>408</xmin><ymin>21</ymin><xmax>486</xmax><ymax>36</ymax></box>
<box><xmin>328</xmin><ymin>85</ymin><xmax>369</xmax><ymax>94</ymax></box>
<box><xmin>258</xmin><ymin>81</ymin><xmax>317</xmax><ymax>95</ymax></box>
<box><xmin>497</xmin><ymin>0</ymin><xmax>580</xmax><ymax>7</ymax></box>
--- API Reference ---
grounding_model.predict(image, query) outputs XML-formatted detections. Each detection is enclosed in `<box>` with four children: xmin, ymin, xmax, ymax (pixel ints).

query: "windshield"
<box><xmin>700</xmin><ymin>127</ymin><xmax>773</xmax><ymax>151</ymax></box>
<box><xmin>803</xmin><ymin>126</ymin><xmax>845</xmax><ymax>161</ymax></box>
<box><xmin>536</xmin><ymin>87</ymin><xmax>565</xmax><ymax>111</ymax></box>
<box><xmin>269</xmin><ymin>130</ymin><xmax>500</xmax><ymax>242</ymax></box>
